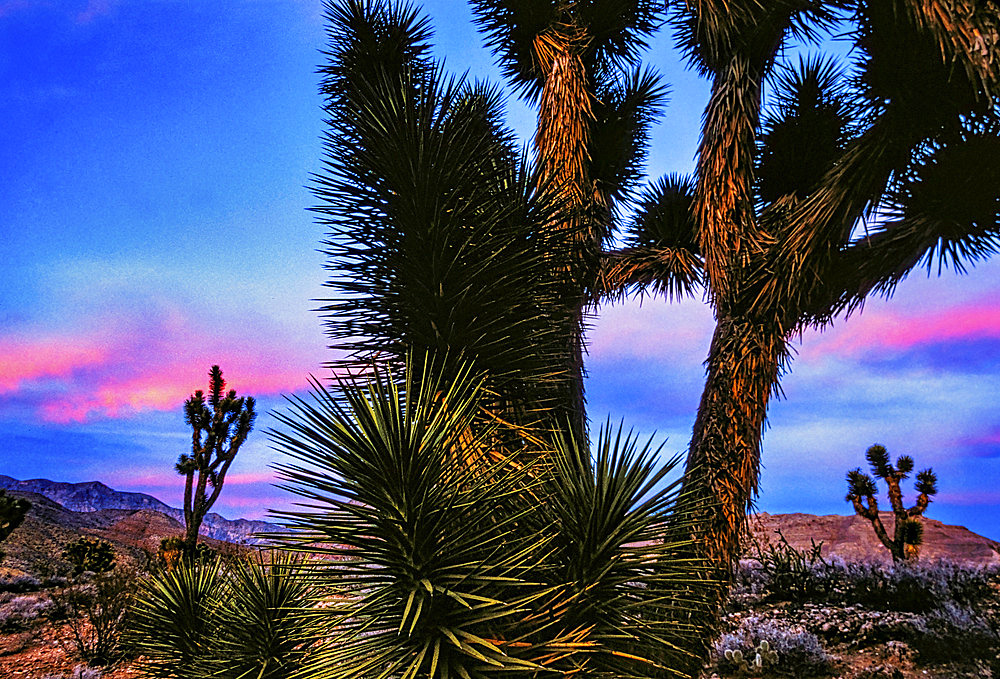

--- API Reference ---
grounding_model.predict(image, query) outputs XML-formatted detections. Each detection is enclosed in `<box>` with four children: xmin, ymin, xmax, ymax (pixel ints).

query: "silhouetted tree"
<box><xmin>177</xmin><ymin>365</ymin><xmax>256</xmax><ymax>556</ymax></box>
<box><xmin>0</xmin><ymin>489</ymin><xmax>30</xmax><ymax>563</ymax></box>
<box><xmin>63</xmin><ymin>536</ymin><xmax>116</xmax><ymax>575</ymax></box>
<box><xmin>846</xmin><ymin>444</ymin><xmax>939</xmax><ymax>561</ymax></box>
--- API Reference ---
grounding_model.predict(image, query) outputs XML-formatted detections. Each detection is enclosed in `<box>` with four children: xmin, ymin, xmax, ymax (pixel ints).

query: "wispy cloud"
<box><xmin>0</xmin><ymin>257</ymin><xmax>330</xmax><ymax>423</ymax></box>
<box><xmin>0</xmin><ymin>336</ymin><xmax>108</xmax><ymax>393</ymax></box>
<box><xmin>802</xmin><ymin>299</ymin><xmax>1000</xmax><ymax>360</ymax></box>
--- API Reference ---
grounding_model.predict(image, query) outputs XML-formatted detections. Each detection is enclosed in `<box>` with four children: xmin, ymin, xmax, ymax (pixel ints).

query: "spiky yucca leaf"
<box><xmin>271</xmin><ymin>354</ymin><xmax>718</xmax><ymax>679</ymax></box>
<box><xmin>589</xmin><ymin>67</ymin><xmax>668</xmax><ymax>220</ymax></box>
<box><xmin>895</xmin><ymin>455</ymin><xmax>914</xmax><ymax>477</ymax></box>
<box><xmin>757</xmin><ymin>55</ymin><xmax>852</xmax><ymax>208</ymax></box>
<box><xmin>845</xmin><ymin>469</ymin><xmax>877</xmax><ymax>501</ymax></box>
<box><xmin>211</xmin><ymin>552</ymin><xmax>318</xmax><ymax>679</ymax></box>
<box><xmin>131</xmin><ymin>559</ymin><xmax>224</xmax><ymax>679</ymax></box>
<box><xmin>469</xmin><ymin>0</ymin><xmax>663</xmax><ymax>101</ymax></box>
<box><xmin>272</xmin><ymin>360</ymin><xmax>558</xmax><ymax>679</ymax></box>
<box><xmin>865</xmin><ymin>444</ymin><xmax>892</xmax><ymax>479</ymax></box>
<box><xmin>600</xmin><ymin>174</ymin><xmax>702</xmax><ymax>301</ymax></box>
<box><xmin>915</xmin><ymin>469</ymin><xmax>939</xmax><ymax>497</ymax></box>
<box><xmin>542</xmin><ymin>423</ymin><xmax>716</xmax><ymax>678</ymax></box>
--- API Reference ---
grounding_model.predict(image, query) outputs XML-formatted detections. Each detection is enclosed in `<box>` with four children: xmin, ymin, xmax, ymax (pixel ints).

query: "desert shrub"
<box><xmin>0</xmin><ymin>593</ymin><xmax>55</xmax><ymax>630</ymax></box>
<box><xmin>714</xmin><ymin>617</ymin><xmax>831</xmax><ymax>677</ymax></box>
<box><xmin>60</xmin><ymin>567</ymin><xmax>139</xmax><ymax>664</ymax></box>
<box><xmin>904</xmin><ymin>601</ymin><xmax>1000</xmax><ymax>665</ymax></box>
<box><xmin>41</xmin><ymin>666</ymin><xmax>103</xmax><ymax>679</ymax></box>
<box><xmin>63</xmin><ymin>537</ymin><xmax>116</xmax><ymax>576</ymax></box>
<box><xmin>834</xmin><ymin>560</ymin><xmax>998</xmax><ymax>612</ymax></box>
<box><xmin>0</xmin><ymin>572</ymin><xmax>42</xmax><ymax>593</ymax></box>
<box><xmin>739</xmin><ymin>531</ymin><xmax>838</xmax><ymax>603</ymax></box>
<box><xmin>739</xmin><ymin>551</ymin><xmax>999</xmax><ymax>615</ymax></box>
<box><xmin>153</xmin><ymin>536</ymin><xmax>218</xmax><ymax>573</ymax></box>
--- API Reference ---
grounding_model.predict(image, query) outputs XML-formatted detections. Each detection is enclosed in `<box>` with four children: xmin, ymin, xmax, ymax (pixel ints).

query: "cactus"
<box><xmin>846</xmin><ymin>444</ymin><xmax>938</xmax><ymax>561</ymax></box>
<box><xmin>756</xmin><ymin>640</ymin><xmax>779</xmax><ymax>666</ymax></box>
<box><xmin>722</xmin><ymin>640</ymin><xmax>780</xmax><ymax>676</ymax></box>
<box><xmin>176</xmin><ymin>365</ymin><xmax>256</xmax><ymax>556</ymax></box>
<box><xmin>724</xmin><ymin>648</ymin><xmax>750</xmax><ymax>673</ymax></box>
<box><xmin>0</xmin><ymin>490</ymin><xmax>31</xmax><ymax>563</ymax></box>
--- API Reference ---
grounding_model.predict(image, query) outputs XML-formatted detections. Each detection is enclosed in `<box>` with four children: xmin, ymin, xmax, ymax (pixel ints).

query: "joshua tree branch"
<box><xmin>598</xmin><ymin>246</ymin><xmax>703</xmax><ymax>301</ymax></box>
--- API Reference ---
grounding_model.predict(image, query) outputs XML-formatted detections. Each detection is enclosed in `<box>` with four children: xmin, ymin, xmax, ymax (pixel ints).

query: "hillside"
<box><xmin>0</xmin><ymin>475</ymin><xmax>276</xmax><ymax>546</ymax></box>
<box><xmin>749</xmin><ymin>511</ymin><xmax>1000</xmax><ymax>565</ymax></box>
<box><xmin>0</xmin><ymin>491</ymin><xmax>245</xmax><ymax>574</ymax></box>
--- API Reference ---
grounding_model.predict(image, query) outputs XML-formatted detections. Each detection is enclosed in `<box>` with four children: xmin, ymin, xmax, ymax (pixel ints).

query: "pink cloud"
<box><xmin>935</xmin><ymin>490</ymin><xmax>1000</xmax><ymax>506</ymax></box>
<box><xmin>0</xmin><ymin>336</ymin><xmax>109</xmax><ymax>393</ymax></box>
<box><xmin>803</xmin><ymin>301</ymin><xmax>1000</xmax><ymax>360</ymax></box>
<box><xmin>588</xmin><ymin>299</ymin><xmax>715</xmax><ymax>363</ymax></box>
<box><xmin>3</xmin><ymin>310</ymin><xmax>330</xmax><ymax>424</ymax></box>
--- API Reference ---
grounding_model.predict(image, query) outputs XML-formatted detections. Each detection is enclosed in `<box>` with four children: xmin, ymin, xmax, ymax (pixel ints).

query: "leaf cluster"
<box><xmin>271</xmin><ymin>357</ymin><xmax>718</xmax><ymax>679</ymax></box>
<box><xmin>63</xmin><ymin>537</ymin><xmax>116</xmax><ymax>577</ymax></box>
<box><xmin>314</xmin><ymin>0</ymin><xmax>580</xmax><ymax>422</ymax></box>
<box><xmin>131</xmin><ymin>551</ymin><xmax>317</xmax><ymax>679</ymax></box>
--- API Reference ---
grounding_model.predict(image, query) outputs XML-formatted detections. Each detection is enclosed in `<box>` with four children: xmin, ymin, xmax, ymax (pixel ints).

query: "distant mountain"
<box><xmin>0</xmin><ymin>475</ymin><xmax>278</xmax><ymax>546</ymax></box>
<box><xmin>749</xmin><ymin>511</ymin><xmax>1000</xmax><ymax>565</ymax></box>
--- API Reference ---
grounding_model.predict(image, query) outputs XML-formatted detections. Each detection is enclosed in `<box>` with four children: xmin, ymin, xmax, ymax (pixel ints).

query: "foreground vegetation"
<box><xmin>3</xmin><ymin>532</ymin><xmax>998</xmax><ymax>678</ymax></box>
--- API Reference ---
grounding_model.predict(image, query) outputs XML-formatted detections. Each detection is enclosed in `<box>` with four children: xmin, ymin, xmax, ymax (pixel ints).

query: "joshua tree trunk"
<box><xmin>683</xmin><ymin>315</ymin><xmax>786</xmax><ymax>571</ymax></box>
<box><xmin>534</xmin><ymin>28</ymin><xmax>602</xmax><ymax>436</ymax></box>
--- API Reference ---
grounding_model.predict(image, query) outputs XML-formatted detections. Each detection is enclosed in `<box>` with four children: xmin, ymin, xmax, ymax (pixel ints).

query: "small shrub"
<box><xmin>61</xmin><ymin>568</ymin><xmax>139</xmax><ymax>664</ymax></box>
<box><xmin>715</xmin><ymin>617</ymin><xmax>830</xmax><ymax>677</ymax></box>
<box><xmin>0</xmin><ymin>572</ymin><xmax>42</xmax><ymax>593</ymax></box>
<box><xmin>63</xmin><ymin>537</ymin><xmax>116</xmax><ymax>576</ymax></box>
<box><xmin>0</xmin><ymin>593</ymin><xmax>55</xmax><ymax>630</ymax></box>
<box><xmin>153</xmin><ymin>537</ymin><xmax>216</xmax><ymax>573</ymax></box>
<box><xmin>741</xmin><ymin>530</ymin><xmax>837</xmax><ymax>603</ymax></box>
<box><xmin>835</xmin><ymin>560</ymin><xmax>998</xmax><ymax>613</ymax></box>
<box><xmin>905</xmin><ymin>601</ymin><xmax>1000</xmax><ymax>665</ymax></box>
<box><xmin>131</xmin><ymin>558</ymin><xmax>224</xmax><ymax>678</ymax></box>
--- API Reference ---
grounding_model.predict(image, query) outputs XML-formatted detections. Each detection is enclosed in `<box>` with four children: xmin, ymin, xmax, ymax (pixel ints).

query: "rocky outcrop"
<box><xmin>748</xmin><ymin>512</ymin><xmax>1000</xmax><ymax>565</ymax></box>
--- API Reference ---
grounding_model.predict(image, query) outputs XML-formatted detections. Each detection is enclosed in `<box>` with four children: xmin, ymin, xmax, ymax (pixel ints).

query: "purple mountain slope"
<box><xmin>0</xmin><ymin>475</ymin><xmax>277</xmax><ymax>545</ymax></box>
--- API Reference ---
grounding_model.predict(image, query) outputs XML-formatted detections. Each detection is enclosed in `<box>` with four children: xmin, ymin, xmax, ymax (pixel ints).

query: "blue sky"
<box><xmin>2</xmin><ymin>0</ymin><xmax>999</xmax><ymax>540</ymax></box>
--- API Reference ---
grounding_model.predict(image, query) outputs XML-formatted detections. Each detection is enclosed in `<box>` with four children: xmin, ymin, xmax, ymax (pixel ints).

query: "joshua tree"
<box><xmin>599</xmin><ymin>0</ymin><xmax>1000</xmax><ymax>580</ymax></box>
<box><xmin>846</xmin><ymin>444</ymin><xmax>939</xmax><ymax>561</ymax></box>
<box><xmin>176</xmin><ymin>365</ymin><xmax>256</xmax><ymax>556</ymax></box>
<box><xmin>63</xmin><ymin>536</ymin><xmax>116</xmax><ymax>575</ymax></box>
<box><xmin>309</xmin><ymin>0</ymin><xmax>998</xmax><ymax>669</ymax></box>
<box><xmin>0</xmin><ymin>489</ymin><xmax>30</xmax><ymax>563</ymax></box>
<box><xmin>470</xmin><ymin>0</ymin><xmax>668</xmax><ymax>434</ymax></box>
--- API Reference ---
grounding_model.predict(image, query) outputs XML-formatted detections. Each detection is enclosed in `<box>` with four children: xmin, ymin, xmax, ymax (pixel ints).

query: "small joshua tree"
<box><xmin>63</xmin><ymin>536</ymin><xmax>116</xmax><ymax>576</ymax></box>
<box><xmin>0</xmin><ymin>490</ymin><xmax>31</xmax><ymax>563</ymax></box>
<box><xmin>846</xmin><ymin>444</ymin><xmax>939</xmax><ymax>561</ymax></box>
<box><xmin>176</xmin><ymin>365</ymin><xmax>256</xmax><ymax>556</ymax></box>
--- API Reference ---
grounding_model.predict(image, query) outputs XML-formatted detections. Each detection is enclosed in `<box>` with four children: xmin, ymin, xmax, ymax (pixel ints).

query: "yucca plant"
<box><xmin>271</xmin><ymin>356</ymin><xmax>716</xmax><ymax>679</ymax></box>
<box><xmin>539</xmin><ymin>425</ymin><xmax>717</xmax><ymax>677</ymax></box>
<box><xmin>131</xmin><ymin>552</ymin><xmax>316</xmax><ymax>679</ymax></box>
<box><xmin>132</xmin><ymin>558</ymin><xmax>224</xmax><ymax>678</ymax></box>
<box><xmin>211</xmin><ymin>551</ymin><xmax>318</xmax><ymax>679</ymax></box>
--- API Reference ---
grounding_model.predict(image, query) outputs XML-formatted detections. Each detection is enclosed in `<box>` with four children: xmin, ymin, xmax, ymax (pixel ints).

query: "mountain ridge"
<box><xmin>0</xmin><ymin>474</ymin><xmax>276</xmax><ymax>545</ymax></box>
